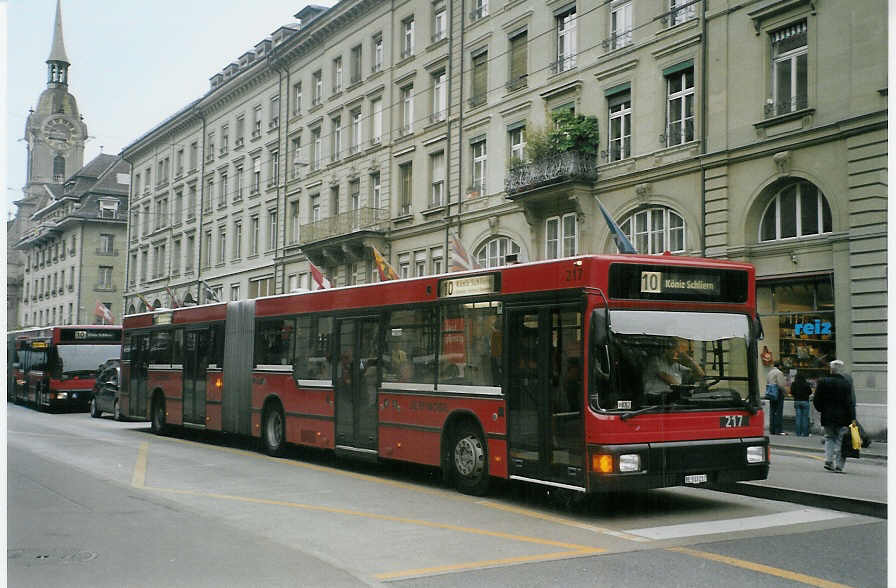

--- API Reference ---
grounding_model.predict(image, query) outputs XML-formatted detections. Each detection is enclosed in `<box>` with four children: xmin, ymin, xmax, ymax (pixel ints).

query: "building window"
<box><xmin>332</xmin><ymin>56</ymin><xmax>343</xmax><ymax>93</ymax></box>
<box><xmin>289</xmin><ymin>201</ymin><xmax>300</xmax><ymax>244</ymax></box>
<box><xmin>219</xmin><ymin>173</ymin><xmax>228</xmax><ymax>207</ymax></box>
<box><xmin>414</xmin><ymin>250</ymin><xmax>427</xmax><ymax>277</ymax></box>
<box><xmin>350</xmin><ymin>45</ymin><xmax>362</xmax><ymax>84</ymax></box>
<box><xmin>431</xmin><ymin>70</ymin><xmax>447</xmax><ymax>122</ymax></box>
<box><xmin>372</xmin><ymin>33</ymin><xmax>383</xmax><ymax>72</ymax></box>
<box><xmin>293</xmin><ymin>82</ymin><xmax>302</xmax><ymax>115</ymax></box>
<box><xmin>470</xmin><ymin>50</ymin><xmax>487</xmax><ymax>107</ymax></box>
<box><xmin>471</xmin><ymin>139</ymin><xmax>487</xmax><ymax>195</ymax></box>
<box><xmin>371</xmin><ymin>98</ymin><xmax>383</xmax><ymax>144</ymax></box>
<box><xmin>509</xmin><ymin>125</ymin><xmax>526</xmax><ymax>165</ymax></box>
<box><xmin>398</xmin><ymin>162</ymin><xmax>413</xmax><ymax>216</ymax></box>
<box><xmin>235</xmin><ymin>167</ymin><xmax>244</xmax><ymax>201</ymax></box>
<box><xmin>233</xmin><ymin>220</ymin><xmax>242</xmax><ymax>259</ymax></box>
<box><xmin>760</xmin><ymin>180</ymin><xmax>832</xmax><ymax>242</ymax></box>
<box><xmin>608</xmin><ymin>90</ymin><xmax>632</xmax><ymax>161</ymax></box>
<box><xmin>546</xmin><ymin>213</ymin><xmax>578</xmax><ymax>259</ymax></box>
<box><xmin>231</xmin><ymin>284</ymin><xmax>241</xmax><ymax>301</ymax></box>
<box><xmin>507</xmin><ymin>30</ymin><xmax>527</xmax><ymax>91</ymax></box>
<box><xmin>331</xmin><ymin>116</ymin><xmax>342</xmax><ymax>162</ymax></box>
<box><xmin>310</xmin><ymin>193</ymin><xmax>321</xmax><ymax>222</ymax></box>
<box><xmin>312</xmin><ymin>70</ymin><xmax>322</xmax><ymax>105</ymax></box>
<box><xmin>185</xmin><ymin>235</ymin><xmax>195</xmax><ymax>271</ymax></box>
<box><xmin>252</xmin><ymin>157</ymin><xmax>261</xmax><ymax>192</ymax></box>
<box><xmin>666</xmin><ymin>67</ymin><xmax>695</xmax><ymax>146</ymax></box>
<box><xmin>769</xmin><ymin>21</ymin><xmax>808</xmax><ymax>116</ymax></box>
<box><xmin>311</xmin><ymin>127</ymin><xmax>322</xmax><ymax>170</ymax></box>
<box><xmin>236</xmin><ymin>117</ymin><xmax>245</xmax><ymax>145</ymax></box>
<box><xmin>433</xmin><ymin>2</ymin><xmax>447</xmax><ymax>42</ymax></box>
<box><xmin>475</xmin><ymin>236</ymin><xmax>521</xmax><ymax>268</ymax></box>
<box><xmin>187</xmin><ymin>185</ymin><xmax>197</xmax><ymax>218</ymax></box>
<box><xmin>175</xmin><ymin>190</ymin><xmax>184</xmax><ymax>220</ymax></box>
<box><xmin>330</xmin><ymin>186</ymin><xmax>340</xmax><ymax>218</ymax></box>
<box><xmin>349</xmin><ymin>180</ymin><xmax>361</xmax><ymax>229</ymax></box>
<box><xmin>98</xmin><ymin>200</ymin><xmax>119</xmax><ymax>219</ymax></box>
<box><xmin>350</xmin><ymin>109</ymin><xmax>362</xmax><ymax>154</ymax></box>
<box><xmin>669</xmin><ymin>0</ymin><xmax>696</xmax><ymax>26</ymax></box>
<box><xmin>204</xmin><ymin>231</ymin><xmax>213</xmax><ymax>268</ymax></box>
<box><xmin>555</xmin><ymin>7</ymin><xmax>577</xmax><ymax>73</ymax></box>
<box><xmin>253</xmin><ymin>105</ymin><xmax>262</xmax><ymax>136</ymax></box>
<box><xmin>249</xmin><ymin>277</ymin><xmax>275</xmax><ymax>299</ymax></box>
<box><xmin>221</xmin><ymin>127</ymin><xmax>229</xmax><ymax>154</ymax></box>
<box><xmin>619</xmin><ymin>207</ymin><xmax>686</xmax><ymax>254</ymax></box>
<box><xmin>268</xmin><ymin>210</ymin><xmax>278</xmax><ymax>251</ymax></box>
<box><xmin>218</xmin><ymin>228</ymin><xmax>227</xmax><ymax>264</ymax></box>
<box><xmin>400</xmin><ymin>86</ymin><xmax>414</xmax><ymax>135</ymax></box>
<box><xmin>470</xmin><ymin>0</ymin><xmax>488</xmax><ymax>21</ymax></box>
<box><xmin>429</xmin><ymin>151</ymin><xmax>445</xmax><ymax>207</ymax></box>
<box><xmin>172</xmin><ymin>240</ymin><xmax>181</xmax><ymax>275</ymax></box>
<box><xmin>53</xmin><ymin>155</ymin><xmax>65</xmax><ymax>182</ymax></box>
<box><xmin>398</xmin><ymin>252</ymin><xmax>411</xmax><ymax>279</ymax></box>
<box><xmin>610</xmin><ymin>1</ymin><xmax>632</xmax><ymax>49</ymax></box>
<box><xmin>98</xmin><ymin>265</ymin><xmax>113</xmax><ymax>289</ymax></box>
<box><xmin>291</xmin><ymin>137</ymin><xmax>303</xmax><ymax>177</ymax></box>
<box><xmin>270</xmin><ymin>150</ymin><xmax>279</xmax><ymax>185</ymax></box>
<box><xmin>430</xmin><ymin>246</ymin><xmax>443</xmax><ymax>275</ymax></box>
<box><xmin>370</xmin><ymin>172</ymin><xmax>381</xmax><ymax>209</ymax></box>
<box><xmin>402</xmin><ymin>17</ymin><xmax>415</xmax><ymax>58</ymax></box>
<box><xmin>99</xmin><ymin>234</ymin><xmax>114</xmax><ymax>254</ymax></box>
<box><xmin>250</xmin><ymin>215</ymin><xmax>259</xmax><ymax>256</ymax></box>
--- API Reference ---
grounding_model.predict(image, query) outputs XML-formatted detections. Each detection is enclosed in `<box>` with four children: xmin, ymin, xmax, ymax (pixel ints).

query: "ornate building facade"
<box><xmin>121</xmin><ymin>0</ymin><xmax>887</xmax><ymax>433</ymax></box>
<box><xmin>9</xmin><ymin>0</ymin><xmax>130</xmax><ymax>328</ymax></box>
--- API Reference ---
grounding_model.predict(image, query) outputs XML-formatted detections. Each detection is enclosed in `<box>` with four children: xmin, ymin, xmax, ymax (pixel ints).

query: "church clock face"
<box><xmin>44</xmin><ymin>117</ymin><xmax>77</xmax><ymax>150</ymax></box>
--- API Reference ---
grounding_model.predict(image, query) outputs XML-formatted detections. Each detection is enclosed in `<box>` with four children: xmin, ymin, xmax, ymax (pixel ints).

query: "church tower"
<box><xmin>24</xmin><ymin>0</ymin><xmax>87</xmax><ymax>190</ymax></box>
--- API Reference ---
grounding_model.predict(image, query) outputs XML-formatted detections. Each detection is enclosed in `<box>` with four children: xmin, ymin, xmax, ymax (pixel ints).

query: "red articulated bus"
<box><xmin>7</xmin><ymin>325</ymin><xmax>122</xmax><ymax>412</ymax></box>
<box><xmin>121</xmin><ymin>255</ymin><xmax>768</xmax><ymax>495</ymax></box>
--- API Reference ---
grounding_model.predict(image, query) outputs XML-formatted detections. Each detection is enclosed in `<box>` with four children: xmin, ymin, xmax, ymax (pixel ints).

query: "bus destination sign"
<box><xmin>59</xmin><ymin>329</ymin><xmax>121</xmax><ymax>343</ymax></box>
<box><xmin>439</xmin><ymin>274</ymin><xmax>499</xmax><ymax>298</ymax></box>
<box><xmin>641</xmin><ymin>271</ymin><xmax>720</xmax><ymax>296</ymax></box>
<box><xmin>609</xmin><ymin>263</ymin><xmax>748</xmax><ymax>303</ymax></box>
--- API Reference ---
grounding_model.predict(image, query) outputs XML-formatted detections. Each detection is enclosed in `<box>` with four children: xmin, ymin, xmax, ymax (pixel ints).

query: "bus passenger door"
<box><xmin>130</xmin><ymin>334</ymin><xmax>150</xmax><ymax>418</ymax></box>
<box><xmin>335</xmin><ymin>317</ymin><xmax>380</xmax><ymax>451</ymax></box>
<box><xmin>507</xmin><ymin>306</ymin><xmax>585</xmax><ymax>489</ymax></box>
<box><xmin>183</xmin><ymin>329</ymin><xmax>209</xmax><ymax>426</ymax></box>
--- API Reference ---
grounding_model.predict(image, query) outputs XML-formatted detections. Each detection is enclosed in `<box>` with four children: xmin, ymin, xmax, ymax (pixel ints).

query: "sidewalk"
<box><xmin>768</xmin><ymin>431</ymin><xmax>888</xmax><ymax>461</ymax></box>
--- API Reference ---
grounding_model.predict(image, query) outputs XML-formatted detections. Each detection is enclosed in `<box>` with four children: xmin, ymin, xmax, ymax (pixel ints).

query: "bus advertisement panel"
<box><xmin>121</xmin><ymin>255</ymin><xmax>767</xmax><ymax>496</ymax></box>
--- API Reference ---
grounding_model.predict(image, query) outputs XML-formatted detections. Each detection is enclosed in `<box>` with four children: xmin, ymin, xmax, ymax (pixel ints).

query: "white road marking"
<box><xmin>624</xmin><ymin>508</ymin><xmax>849</xmax><ymax>540</ymax></box>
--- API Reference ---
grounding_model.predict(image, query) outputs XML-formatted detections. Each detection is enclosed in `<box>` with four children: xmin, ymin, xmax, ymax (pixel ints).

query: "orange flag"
<box><xmin>372</xmin><ymin>246</ymin><xmax>399</xmax><ymax>280</ymax></box>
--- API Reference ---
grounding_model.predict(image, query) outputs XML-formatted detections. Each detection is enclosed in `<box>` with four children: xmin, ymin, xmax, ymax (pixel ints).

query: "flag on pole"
<box><xmin>201</xmin><ymin>280</ymin><xmax>220</xmax><ymax>302</ymax></box>
<box><xmin>135</xmin><ymin>292</ymin><xmax>155</xmax><ymax>311</ymax></box>
<box><xmin>371</xmin><ymin>246</ymin><xmax>399</xmax><ymax>280</ymax></box>
<box><xmin>165</xmin><ymin>286</ymin><xmax>181</xmax><ymax>308</ymax></box>
<box><xmin>94</xmin><ymin>301</ymin><xmax>113</xmax><ymax>324</ymax></box>
<box><xmin>596</xmin><ymin>198</ymin><xmax>638</xmax><ymax>254</ymax></box>
<box><xmin>449</xmin><ymin>233</ymin><xmax>481</xmax><ymax>273</ymax></box>
<box><xmin>309</xmin><ymin>261</ymin><xmax>332</xmax><ymax>289</ymax></box>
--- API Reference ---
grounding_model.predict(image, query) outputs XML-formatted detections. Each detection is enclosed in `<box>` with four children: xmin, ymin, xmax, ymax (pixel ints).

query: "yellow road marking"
<box><xmin>374</xmin><ymin>549</ymin><xmax>599</xmax><ymax>580</ymax></box>
<box><xmin>143</xmin><ymin>484</ymin><xmax>602</xmax><ymax>552</ymax></box>
<box><xmin>131</xmin><ymin>442</ymin><xmax>148</xmax><ymax>488</ymax></box>
<box><xmin>668</xmin><ymin>547</ymin><xmax>854</xmax><ymax>588</ymax></box>
<box><xmin>774</xmin><ymin>448</ymin><xmax>826</xmax><ymax>462</ymax></box>
<box><xmin>477</xmin><ymin>500</ymin><xmax>650</xmax><ymax>542</ymax></box>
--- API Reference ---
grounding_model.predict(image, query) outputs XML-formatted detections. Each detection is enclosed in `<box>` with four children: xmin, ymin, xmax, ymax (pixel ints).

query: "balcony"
<box><xmin>297</xmin><ymin>207</ymin><xmax>390</xmax><ymax>268</ymax></box>
<box><xmin>505</xmin><ymin>151</ymin><xmax>597</xmax><ymax>198</ymax></box>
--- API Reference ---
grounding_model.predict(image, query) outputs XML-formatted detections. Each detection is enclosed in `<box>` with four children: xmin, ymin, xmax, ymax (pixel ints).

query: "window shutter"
<box><xmin>472</xmin><ymin>53</ymin><xmax>487</xmax><ymax>97</ymax></box>
<box><xmin>510</xmin><ymin>33</ymin><xmax>527</xmax><ymax>82</ymax></box>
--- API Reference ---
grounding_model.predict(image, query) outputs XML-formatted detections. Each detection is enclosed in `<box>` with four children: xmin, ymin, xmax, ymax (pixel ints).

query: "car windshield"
<box><xmin>54</xmin><ymin>345</ymin><xmax>121</xmax><ymax>378</ymax></box>
<box><xmin>591</xmin><ymin>311</ymin><xmax>752</xmax><ymax>412</ymax></box>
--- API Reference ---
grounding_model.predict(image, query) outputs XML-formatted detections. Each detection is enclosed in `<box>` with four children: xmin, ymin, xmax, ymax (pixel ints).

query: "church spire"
<box><xmin>46</xmin><ymin>0</ymin><xmax>70</xmax><ymax>86</ymax></box>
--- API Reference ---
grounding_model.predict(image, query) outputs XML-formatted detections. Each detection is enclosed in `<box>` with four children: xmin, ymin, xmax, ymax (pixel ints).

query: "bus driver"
<box><xmin>644</xmin><ymin>339</ymin><xmax>704</xmax><ymax>396</ymax></box>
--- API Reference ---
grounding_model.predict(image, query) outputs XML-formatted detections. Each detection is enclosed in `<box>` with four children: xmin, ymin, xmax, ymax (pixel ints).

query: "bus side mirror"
<box><xmin>591</xmin><ymin>308</ymin><xmax>608</xmax><ymax>347</ymax></box>
<box><xmin>752</xmin><ymin>315</ymin><xmax>765</xmax><ymax>341</ymax></box>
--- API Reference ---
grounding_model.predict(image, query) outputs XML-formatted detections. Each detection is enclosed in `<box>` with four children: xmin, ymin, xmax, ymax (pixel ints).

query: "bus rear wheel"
<box><xmin>262</xmin><ymin>404</ymin><xmax>285</xmax><ymax>457</ymax></box>
<box><xmin>150</xmin><ymin>395</ymin><xmax>167</xmax><ymax>435</ymax></box>
<box><xmin>449</xmin><ymin>422</ymin><xmax>489</xmax><ymax>496</ymax></box>
<box><xmin>89</xmin><ymin>398</ymin><xmax>102</xmax><ymax>418</ymax></box>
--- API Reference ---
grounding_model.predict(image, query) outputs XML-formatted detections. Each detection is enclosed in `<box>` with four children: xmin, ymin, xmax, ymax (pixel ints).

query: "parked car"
<box><xmin>89</xmin><ymin>359</ymin><xmax>122</xmax><ymax>420</ymax></box>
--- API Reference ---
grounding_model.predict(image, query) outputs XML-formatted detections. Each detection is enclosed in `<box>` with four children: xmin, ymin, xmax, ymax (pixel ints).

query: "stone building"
<box><xmin>121</xmin><ymin>0</ymin><xmax>887</xmax><ymax>433</ymax></box>
<box><xmin>9</xmin><ymin>0</ymin><xmax>131</xmax><ymax>328</ymax></box>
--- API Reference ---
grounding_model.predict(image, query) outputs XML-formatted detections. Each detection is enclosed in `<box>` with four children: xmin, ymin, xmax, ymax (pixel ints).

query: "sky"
<box><xmin>4</xmin><ymin>0</ymin><xmax>337</xmax><ymax>219</ymax></box>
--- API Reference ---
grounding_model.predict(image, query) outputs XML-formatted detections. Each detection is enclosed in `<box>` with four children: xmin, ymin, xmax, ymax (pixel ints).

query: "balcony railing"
<box><xmin>505</xmin><ymin>151</ymin><xmax>597</xmax><ymax>196</ymax></box>
<box><xmin>298</xmin><ymin>206</ymin><xmax>389</xmax><ymax>245</ymax></box>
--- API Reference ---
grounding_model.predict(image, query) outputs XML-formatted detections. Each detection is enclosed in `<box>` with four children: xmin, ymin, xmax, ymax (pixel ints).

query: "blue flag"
<box><xmin>596</xmin><ymin>198</ymin><xmax>637</xmax><ymax>254</ymax></box>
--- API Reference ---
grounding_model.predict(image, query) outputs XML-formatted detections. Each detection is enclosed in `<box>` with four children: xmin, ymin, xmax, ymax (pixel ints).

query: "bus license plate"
<box><xmin>720</xmin><ymin>415</ymin><xmax>749</xmax><ymax>428</ymax></box>
<box><xmin>685</xmin><ymin>474</ymin><xmax>707</xmax><ymax>484</ymax></box>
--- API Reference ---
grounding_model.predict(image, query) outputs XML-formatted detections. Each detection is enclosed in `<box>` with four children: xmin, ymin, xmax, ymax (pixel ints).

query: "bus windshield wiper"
<box><xmin>620</xmin><ymin>404</ymin><xmax>666</xmax><ymax>421</ymax></box>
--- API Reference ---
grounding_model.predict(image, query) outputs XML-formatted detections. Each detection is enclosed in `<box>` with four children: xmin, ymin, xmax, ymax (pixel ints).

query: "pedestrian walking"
<box><xmin>789</xmin><ymin>372</ymin><xmax>812</xmax><ymax>436</ymax></box>
<box><xmin>813</xmin><ymin>359</ymin><xmax>856</xmax><ymax>473</ymax></box>
<box><xmin>766</xmin><ymin>361</ymin><xmax>789</xmax><ymax>435</ymax></box>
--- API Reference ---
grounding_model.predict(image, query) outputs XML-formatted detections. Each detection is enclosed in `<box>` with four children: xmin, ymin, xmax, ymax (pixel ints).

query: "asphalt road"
<box><xmin>7</xmin><ymin>404</ymin><xmax>887</xmax><ymax>587</ymax></box>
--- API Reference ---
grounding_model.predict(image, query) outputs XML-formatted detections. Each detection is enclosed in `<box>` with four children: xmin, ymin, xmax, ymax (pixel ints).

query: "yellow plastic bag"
<box><xmin>849</xmin><ymin>422</ymin><xmax>862</xmax><ymax>450</ymax></box>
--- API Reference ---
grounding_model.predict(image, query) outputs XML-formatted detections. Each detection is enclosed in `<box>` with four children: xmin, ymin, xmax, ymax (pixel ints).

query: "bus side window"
<box><xmin>254</xmin><ymin>319</ymin><xmax>295</xmax><ymax>366</ymax></box>
<box><xmin>294</xmin><ymin>316</ymin><xmax>331</xmax><ymax>381</ymax></box>
<box><xmin>210</xmin><ymin>323</ymin><xmax>225</xmax><ymax>368</ymax></box>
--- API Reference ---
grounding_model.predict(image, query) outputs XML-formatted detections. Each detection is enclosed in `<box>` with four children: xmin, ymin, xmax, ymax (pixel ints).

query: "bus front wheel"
<box><xmin>150</xmin><ymin>395</ymin><xmax>167</xmax><ymax>435</ymax></box>
<box><xmin>449</xmin><ymin>422</ymin><xmax>489</xmax><ymax>496</ymax></box>
<box><xmin>262</xmin><ymin>403</ymin><xmax>286</xmax><ymax>457</ymax></box>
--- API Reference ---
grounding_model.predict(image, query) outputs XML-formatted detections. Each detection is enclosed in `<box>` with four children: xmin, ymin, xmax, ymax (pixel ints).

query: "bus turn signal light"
<box><xmin>216</xmin><ymin>377</ymin><xmax>222</xmax><ymax>389</ymax></box>
<box><xmin>593</xmin><ymin>454</ymin><xmax>614</xmax><ymax>474</ymax></box>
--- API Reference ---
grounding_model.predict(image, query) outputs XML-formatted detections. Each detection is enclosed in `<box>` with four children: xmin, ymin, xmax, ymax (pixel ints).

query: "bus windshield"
<box><xmin>591</xmin><ymin>311</ymin><xmax>752</xmax><ymax>412</ymax></box>
<box><xmin>53</xmin><ymin>345</ymin><xmax>121</xmax><ymax>379</ymax></box>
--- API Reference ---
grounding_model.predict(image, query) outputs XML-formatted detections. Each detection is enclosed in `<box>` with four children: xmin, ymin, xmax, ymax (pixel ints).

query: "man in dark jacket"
<box><xmin>813</xmin><ymin>361</ymin><xmax>856</xmax><ymax>472</ymax></box>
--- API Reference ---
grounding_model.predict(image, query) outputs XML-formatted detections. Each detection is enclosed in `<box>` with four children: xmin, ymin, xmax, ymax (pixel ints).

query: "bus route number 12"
<box><xmin>641</xmin><ymin>271</ymin><xmax>662</xmax><ymax>293</ymax></box>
